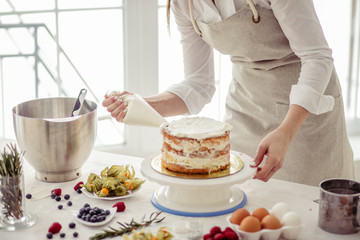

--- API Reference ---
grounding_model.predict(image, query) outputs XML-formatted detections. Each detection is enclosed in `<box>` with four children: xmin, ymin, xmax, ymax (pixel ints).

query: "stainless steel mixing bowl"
<box><xmin>12</xmin><ymin>97</ymin><xmax>97</xmax><ymax>182</ymax></box>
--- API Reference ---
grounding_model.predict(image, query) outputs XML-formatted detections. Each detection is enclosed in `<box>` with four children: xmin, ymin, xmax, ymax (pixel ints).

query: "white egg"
<box><xmin>270</xmin><ymin>202</ymin><xmax>290</xmax><ymax>220</ymax></box>
<box><xmin>281</xmin><ymin>211</ymin><xmax>302</xmax><ymax>227</ymax></box>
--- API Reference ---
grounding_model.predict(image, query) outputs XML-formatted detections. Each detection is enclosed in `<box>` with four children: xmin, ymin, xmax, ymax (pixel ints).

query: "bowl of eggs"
<box><xmin>226</xmin><ymin>202</ymin><xmax>302</xmax><ymax>240</ymax></box>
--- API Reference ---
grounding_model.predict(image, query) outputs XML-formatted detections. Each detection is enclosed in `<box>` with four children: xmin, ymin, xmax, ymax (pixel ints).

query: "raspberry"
<box><xmin>48</xmin><ymin>222</ymin><xmax>62</xmax><ymax>234</ymax></box>
<box><xmin>74</xmin><ymin>181</ymin><xmax>84</xmax><ymax>191</ymax></box>
<box><xmin>209</xmin><ymin>226</ymin><xmax>221</xmax><ymax>237</ymax></box>
<box><xmin>213</xmin><ymin>233</ymin><xmax>225</xmax><ymax>240</ymax></box>
<box><xmin>112</xmin><ymin>201</ymin><xmax>126</xmax><ymax>212</ymax></box>
<box><xmin>51</xmin><ymin>188</ymin><xmax>62</xmax><ymax>196</ymax></box>
<box><xmin>223</xmin><ymin>231</ymin><xmax>238</xmax><ymax>240</ymax></box>
<box><xmin>203</xmin><ymin>233</ymin><xmax>212</xmax><ymax>240</ymax></box>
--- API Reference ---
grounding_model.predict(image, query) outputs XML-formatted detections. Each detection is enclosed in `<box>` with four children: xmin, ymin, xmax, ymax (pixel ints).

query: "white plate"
<box><xmin>72</xmin><ymin>208</ymin><xmax>116</xmax><ymax>227</ymax></box>
<box><xmin>81</xmin><ymin>187</ymin><xmax>141</xmax><ymax>200</ymax></box>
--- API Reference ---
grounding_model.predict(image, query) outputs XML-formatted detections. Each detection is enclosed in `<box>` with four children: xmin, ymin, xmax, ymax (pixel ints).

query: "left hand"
<box><xmin>250</xmin><ymin>127</ymin><xmax>292</xmax><ymax>182</ymax></box>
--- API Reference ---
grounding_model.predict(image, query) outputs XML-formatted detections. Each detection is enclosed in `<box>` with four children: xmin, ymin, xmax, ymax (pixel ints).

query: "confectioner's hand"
<box><xmin>102</xmin><ymin>90</ymin><xmax>133</xmax><ymax>122</ymax></box>
<box><xmin>250</xmin><ymin>127</ymin><xmax>291</xmax><ymax>182</ymax></box>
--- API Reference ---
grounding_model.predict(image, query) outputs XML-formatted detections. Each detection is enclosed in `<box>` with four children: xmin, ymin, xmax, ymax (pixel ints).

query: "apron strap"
<box><xmin>188</xmin><ymin>0</ymin><xmax>261</xmax><ymax>37</ymax></box>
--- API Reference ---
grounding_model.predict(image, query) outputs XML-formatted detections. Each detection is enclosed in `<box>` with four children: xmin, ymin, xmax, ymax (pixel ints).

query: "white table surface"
<box><xmin>1</xmin><ymin>140</ymin><xmax>359</xmax><ymax>240</ymax></box>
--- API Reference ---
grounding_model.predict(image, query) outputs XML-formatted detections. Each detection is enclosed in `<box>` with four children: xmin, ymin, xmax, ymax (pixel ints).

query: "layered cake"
<box><xmin>160</xmin><ymin>117</ymin><xmax>232</xmax><ymax>174</ymax></box>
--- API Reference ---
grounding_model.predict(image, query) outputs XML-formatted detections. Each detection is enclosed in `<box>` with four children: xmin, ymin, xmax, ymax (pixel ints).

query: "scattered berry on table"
<box><xmin>74</xmin><ymin>181</ymin><xmax>84</xmax><ymax>191</ymax></box>
<box><xmin>76</xmin><ymin>188</ymin><xmax>82</xmax><ymax>194</ymax></box>
<box><xmin>48</xmin><ymin>222</ymin><xmax>62</xmax><ymax>234</ymax></box>
<box><xmin>73</xmin><ymin>232</ymin><xmax>78</xmax><ymax>237</ymax></box>
<box><xmin>112</xmin><ymin>201</ymin><xmax>126</xmax><ymax>212</ymax></box>
<box><xmin>51</xmin><ymin>188</ymin><xmax>62</xmax><ymax>196</ymax></box>
<box><xmin>55</xmin><ymin>196</ymin><xmax>61</xmax><ymax>202</ymax></box>
<box><xmin>64</xmin><ymin>194</ymin><xmax>70</xmax><ymax>200</ymax></box>
<box><xmin>46</xmin><ymin>233</ymin><xmax>53</xmax><ymax>239</ymax></box>
<box><xmin>58</xmin><ymin>205</ymin><xmax>63</xmax><ymax>210</ymax></box>
<box><xmin>26</xmin><ymin>193</ymin><xmax>32</xmax><ymax>199</ymax></box>
<box><xmin>69</xmin><ymin>222</ymin><xmax>76</xmax><ymax>229</ymax></box>
<box><xmin>50</xmin><ymin>193</ymin><xmax>56</xmax><ymax>199</ymax></box>
<box><xmin>67</xmin><ymin>201</ymin><xmax>72</xmax><ymax>207</ymax></box>
<box><xmin>60</xmin><ymin>233</ymin><xmax>66</xmax><ymax>238</ymax></box>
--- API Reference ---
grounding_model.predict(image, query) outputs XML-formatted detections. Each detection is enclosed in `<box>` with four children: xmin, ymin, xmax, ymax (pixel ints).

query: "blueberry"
<box><xmin>26</xmin><ymin>193</ymin><xmax>32</xmax><ymax>199</ymax></box>
<box><xmin>46</xmin><ymin>233</ymin><xmax>53</xmax><ymax>239</ymax></box>
<box><xmin>58</xmin><ymin>205</ymin><xmax>63</xmax><ymax>210</ymax></box>
<box><xmin>77</xmin><ymin>213</ymin><xmax>82</xmax><ymax>218</ymax></box>
<box><xmin>60</xmin><ymin>233</ymin><xmax>66</xmax><ymax>238</ymax></box>
<box><xmin>105</xmin><ymin>210</ymin><xmax>110</xmax><ymax>215</ymax></box>
<box><xmin>73</xmin><ymin>232</ymin><xmax>78</xmax><ymax>237</ymax></box>
<box><xmin>69</xmin><ymin>222</ymin><xmax>76</xmax><ymax>229</ymax></box>
<box><xmin>64</xmin><ymin>194</ymin><xmax>70</xmax><ymax>200</ymax></box>
<box><xmin>76</xmin><ymin>189</ymin><xmax>82</xmax><ymax>194</ymax></box>
<box><xmin>79</xmin><ymin>208</ymin><xmax>85</xmax><ymax>215</ymax></box>
<box><xmin>83</xmin><ymin>203</ymin><xmax>90</xmax><ymax>208</ymax></box>
<box><xmin>81</xmin><ymin>215</ymin><xmax>87</xmax><ymax>221</ymax></box>
<box><xmin>67</xmin><ymin>201</ymin><xmax>72</xmax><ymax>207</ymax></box>
<box><xmin>51</xmin><ymin>193</ymin><xmax>56</xmax><ymax>199</ymax></box>
<box><xmin>89</xmin><ymin>210</ymin><xmax>96</xmax><ymax>215</ymax></box>
<box><xmin>55</xmin><ymin>196</ymin><xmax>61</xmax><ymax>202</ymax></box>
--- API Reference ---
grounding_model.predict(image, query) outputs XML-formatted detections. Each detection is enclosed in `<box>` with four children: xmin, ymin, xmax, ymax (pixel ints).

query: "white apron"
<box><xmin>188</xmin><ymin>0</ymin><xmax>354</xmax><ymax>186</ymax></box>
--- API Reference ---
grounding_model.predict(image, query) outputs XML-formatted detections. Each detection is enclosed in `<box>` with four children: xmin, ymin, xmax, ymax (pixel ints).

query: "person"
<box><xmin>102</xmin><ymin>0</ymin><xmax>355</xmax><ymax>186</ymax></box>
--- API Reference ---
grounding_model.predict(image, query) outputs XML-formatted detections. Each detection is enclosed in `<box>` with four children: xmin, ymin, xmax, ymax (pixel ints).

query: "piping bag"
<box><xmin>107</xmin><ymin>91</ymin><xmax>167</xmax><ymax>127</ymax></box>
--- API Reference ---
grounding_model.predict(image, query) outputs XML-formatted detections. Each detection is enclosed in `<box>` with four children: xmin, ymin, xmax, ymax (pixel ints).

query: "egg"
<box><xmin>239</xmin><ymin>216</ymin><xmax>262</xmax><ymax>232</ymax></box>
<box><xmin>252</xmin><ymin>207</ymin><xmax>270</xmax><ymax>221</ymax></box>
<box><xmin>261</xmin><ymin>215</ymin><xmax>282</xmax><ymax>229</ymax></box>
<box><xmin>281</xmin><ymin>211</ymin><xmax>301</xmax><ymax>227</ymax></box>
<box><xmin>270</xmin><ymin>202</ymin><xmax>290</xmax><ymax>220</ymax></box>
<box><xmin>230</xmin><ymin>208</ymin><xmax>250</xmax><ymax>225</ymax></box>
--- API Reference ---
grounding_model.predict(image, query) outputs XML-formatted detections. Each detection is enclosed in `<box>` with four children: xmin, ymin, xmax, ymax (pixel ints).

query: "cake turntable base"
<box><xmin>140</xmin><ymin>151</ymin><xmax>256</xmax><ymax>217</ymax></box>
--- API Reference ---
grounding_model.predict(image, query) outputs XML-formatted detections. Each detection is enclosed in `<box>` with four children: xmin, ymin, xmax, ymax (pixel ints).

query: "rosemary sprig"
<box><xmin>89</xmin><ymin>211</ymin><xmax>166</xmax><ymax>240</ymax></box>
<box><xmin>0</xmin><ymin>143</ymin><xmax>25</xmax><ymax>220</ymax></box>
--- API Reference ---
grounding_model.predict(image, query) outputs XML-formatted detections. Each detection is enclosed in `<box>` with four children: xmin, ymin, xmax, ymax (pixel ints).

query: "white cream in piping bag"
<box><xmin>107</xmin><ymin>91</ymin><xmax>167</xmax><ymax>127</ymax></box>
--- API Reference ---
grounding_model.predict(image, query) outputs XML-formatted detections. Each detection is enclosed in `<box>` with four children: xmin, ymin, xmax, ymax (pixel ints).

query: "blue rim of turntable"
<box><xmin>151</xmin><ymin>191</ymin><xmax>247</xmax><ymax>217</ymax></box>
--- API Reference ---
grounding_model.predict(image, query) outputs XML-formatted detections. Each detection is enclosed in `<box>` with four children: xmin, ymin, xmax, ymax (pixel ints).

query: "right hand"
<box><xmin>102</xmin><ymin>90</ymin><xmax>132</xmax><ymax>122</ymax></box>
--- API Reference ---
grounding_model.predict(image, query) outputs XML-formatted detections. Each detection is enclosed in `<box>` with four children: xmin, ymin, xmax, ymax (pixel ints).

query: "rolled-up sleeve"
<box><xmin>167</xmin><ymin>1</ymin><xmax>216</xmax><ymax>115</ymax></box>
<box><xmin>271</xmin><ymin>0</ymin><xmax>335</xmax><ymax>114</ymax></box>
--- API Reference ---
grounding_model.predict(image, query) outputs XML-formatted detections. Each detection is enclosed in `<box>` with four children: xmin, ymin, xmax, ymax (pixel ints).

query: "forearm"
<box><xmin>278</xmin><ymin>104</ymin><xmax>310</xmax><ymax>140</ymax></box>
<box><xmin>144</xmin><ymin>91</ymin><xmax>189</xmax><ymax>117</ymax></box>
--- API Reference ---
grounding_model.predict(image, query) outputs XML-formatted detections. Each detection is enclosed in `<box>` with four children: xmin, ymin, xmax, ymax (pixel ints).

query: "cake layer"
<box><xmin>161</xmin><ymin>152</ymin><xmax>230</xmax><ymax>174</ymax></box>
<box><xmin>161</xmin><ymin>129</ymin><xmax>229</xmax><ymax>155</ymax></box>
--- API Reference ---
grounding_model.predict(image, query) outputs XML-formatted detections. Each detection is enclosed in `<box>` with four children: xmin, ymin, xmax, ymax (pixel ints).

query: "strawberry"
<box><xmin>51</xmin><ymin>188</ymin><xmax>62</xmax><ymax>196</ymax></box>
<box><xmin>112</xmin><ymin>201</ymin><xmax>126</xmax><ymax>212</ymax></box>
<box><xmin>74</xmin><ymin>181</ymin><xmax>84</xmax><ymax>191</ymax></box>
<box><xmin>48</xmin><ymin>222</ymin><xmax>62</xmax><ymax>234</ymax></box>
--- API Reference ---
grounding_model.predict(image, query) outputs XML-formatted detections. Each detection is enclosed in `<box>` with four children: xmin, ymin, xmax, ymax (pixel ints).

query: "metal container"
<box><xmin>318</xmin><ymin>178</ymin><xmax>360</xmax><ymax>234</ymax></box>
<box><xmin>12</xmin><ymin>97</ymin><xmax>97</xmax><ymax>182</ymax></box>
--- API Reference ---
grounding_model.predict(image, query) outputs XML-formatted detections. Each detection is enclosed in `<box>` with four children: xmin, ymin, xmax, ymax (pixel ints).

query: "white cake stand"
<box><xmin>140</xmin><ymin>151</ymin><xmax>256</xmax><ymax>217</ymax></box>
